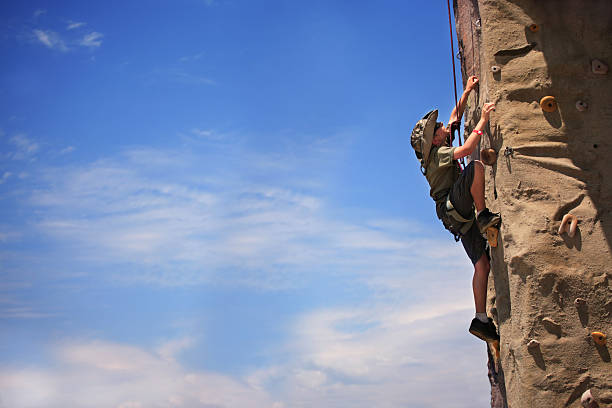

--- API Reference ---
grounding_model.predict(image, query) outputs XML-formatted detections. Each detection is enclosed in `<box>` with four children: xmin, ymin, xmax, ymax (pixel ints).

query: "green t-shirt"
<box><xmin>425</xmin><ymin>146</ymin><xmax>460</xmax><ymax>200</ymax></box>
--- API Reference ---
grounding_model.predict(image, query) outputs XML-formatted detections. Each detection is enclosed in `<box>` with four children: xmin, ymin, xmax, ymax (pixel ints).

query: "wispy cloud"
<box><xmin>19</xmin><ymin>135</ymin><xmax>464</xmax><ymax>289</ymax></box>
<box><xmin>171</xmin><ymin>70</ymin><xmax>216</xmax><ymax>86</ymax></box>
<box><xmin>9</xmin><ymin>134</ymin><xmax>39</xmax><ymax>160</ymax></box>
<box><xmin>30</xmin><ymin>17</ymin><xmax>102</xmax><ymax>52</ymax></box>
<box><xmin>80</xmin><ymin>32</ymin><xmax>103</xmax><ymax>48</ymax></box>
<box><xmin>0</xmin><ymin>296</ymin><xmax>489</xmax><ymax>408</ymax></box>
<box><xmin>179</xmin><ymin>52</ymin><xmax>206</xmax><ymax>63</ymax></box>
<box><xmin>190</xmin><ymin>128</ymin><xmax>227</xmax><ymax>141</ymax></box>
<box><xmin>67</xmin><ymin>21</ymin><xmax>86</xmax><ymax>30</ymax></box>
<box><xmin>258</xmin><ymin>301</ymin><xmax>488</xmax><ymax>407</ymax></box>
<box><xmin>0</xmin><ymin>295</ymin><xmax>52</xmax><ymax>319</ymax></box>
<box><xmin>33</xmin><ymin>29</ymin><xmax>68</xmax><ymax>52</ymax></box>
<box><xmin>59</xmin><ymin>146</ymin><xmax>75</xmax><ymax>155</ymax></box>
<box><xmin>0</xmin><ymin>340</ymin><xmax>279</xmax><ymax>408</ymax></box>
<box><xmin>0</xmin><ymin>172</ymin><xmax>12</xmax><ymax>184</ymax></box>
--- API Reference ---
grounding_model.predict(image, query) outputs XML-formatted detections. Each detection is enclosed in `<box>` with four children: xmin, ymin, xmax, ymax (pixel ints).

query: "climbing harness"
<box><xmin>445</xmin><ymin>194</ymin><xmax>474</xmax><ymax>235</ymax></box>
<box><xmin>433</xmin><ymin>187</ymin><xmax>474</xmax><ymax>242</ymax></box>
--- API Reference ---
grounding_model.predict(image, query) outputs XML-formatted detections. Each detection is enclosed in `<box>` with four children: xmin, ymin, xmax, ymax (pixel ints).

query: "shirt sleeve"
<box><xmin>436</xmin><ymin>146</ymin><xmax>456</xmax><ymax>167</ymax></box>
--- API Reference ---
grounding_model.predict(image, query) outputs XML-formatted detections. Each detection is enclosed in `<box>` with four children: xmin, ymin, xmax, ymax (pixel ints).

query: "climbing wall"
<box><xmin>453</xmin><ymin>1</ymin><xmax>612</xmax><ymax>407</ymax></box>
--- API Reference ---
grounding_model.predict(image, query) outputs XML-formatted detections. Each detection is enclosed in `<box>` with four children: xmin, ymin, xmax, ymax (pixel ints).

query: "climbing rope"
<box><xmin>446</xmin><ymin>0</ymin><xmax>465</xmax><ymax>168</ymax></box>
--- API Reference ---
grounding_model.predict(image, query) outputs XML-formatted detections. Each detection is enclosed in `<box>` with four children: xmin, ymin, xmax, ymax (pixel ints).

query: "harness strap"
<box><xmin>445</xmin><ymin>194</ymin><xmax>474</xmax><ymax>235</ymax></box>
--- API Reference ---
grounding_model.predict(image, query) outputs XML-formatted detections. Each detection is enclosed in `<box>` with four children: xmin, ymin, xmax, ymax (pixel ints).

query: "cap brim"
<box><xmin>421</xmin><ymin>110</ymin><xmax>438</xmax><ymax>163</ymax></box>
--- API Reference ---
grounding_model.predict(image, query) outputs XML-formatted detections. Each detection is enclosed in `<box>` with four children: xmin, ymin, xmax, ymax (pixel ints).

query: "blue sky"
<box><xmin>0</xmin><ymin>1</ymin><xmax>491</xmax><ymax>407</ymax></box>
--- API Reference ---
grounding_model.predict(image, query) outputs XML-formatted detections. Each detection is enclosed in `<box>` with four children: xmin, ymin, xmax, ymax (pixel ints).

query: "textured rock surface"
<box><xmin>453</xmin><ymin>1</ymin><xmax>612</xmax><ymax>407</ymax></box>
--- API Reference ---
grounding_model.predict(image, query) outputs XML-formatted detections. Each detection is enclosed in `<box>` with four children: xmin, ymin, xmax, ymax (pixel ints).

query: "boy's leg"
<box><xmin>461</xmin><ymin>223</ymin><xmax>499</xmax><ymax>342</ymax></box>
<box><xmin>473</xmin><ymin>253</ymin><xmax>490</xmax><ymax>313</ymax></box>
<box><xmin>470</xmin><ymin>160</ymin><xmax>486</xmax><ymax>213</ymax></box>
<box><xmin>458</xmin><ymin>159</ymin><xmax>501</xmax><ymax>232</ymax></box>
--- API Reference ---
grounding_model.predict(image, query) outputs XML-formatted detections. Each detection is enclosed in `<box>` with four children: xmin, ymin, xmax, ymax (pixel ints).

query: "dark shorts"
<box><xmin>450</xmin><ymin>161</ymin><xmax>489</xmax><ymax>265</ymax></box>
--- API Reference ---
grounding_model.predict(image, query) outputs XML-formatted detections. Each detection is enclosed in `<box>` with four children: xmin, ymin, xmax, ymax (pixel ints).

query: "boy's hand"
<box><xmin>481</xmin><ymin>102</ymin><xmax>496</xmax><ymax>122</ymax></box>
<box><xmin>466</xmin><ymin>75</ymin><xmax>479</xmax><ymax>92</ymax></box>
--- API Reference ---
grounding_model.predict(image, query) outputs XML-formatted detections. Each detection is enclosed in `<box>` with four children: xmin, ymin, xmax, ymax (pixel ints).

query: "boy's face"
<box><xmin>432</xmin><ymin>122</ymin><xmax>450</xmax><ymax>146</ymax></box>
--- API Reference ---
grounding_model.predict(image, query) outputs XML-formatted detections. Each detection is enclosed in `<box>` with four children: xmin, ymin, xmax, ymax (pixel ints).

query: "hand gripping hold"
<box><xmin>558</xmin><ymin>213</ymin><xmax>577</xmax><ymax>237</ymax></box>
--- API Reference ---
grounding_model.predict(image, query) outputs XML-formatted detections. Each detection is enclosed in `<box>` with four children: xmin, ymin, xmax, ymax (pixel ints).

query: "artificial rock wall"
<box><xmin>453</xmin><ymin>1</ymin><xmax>612</xmax><ymax>407</ymax></box>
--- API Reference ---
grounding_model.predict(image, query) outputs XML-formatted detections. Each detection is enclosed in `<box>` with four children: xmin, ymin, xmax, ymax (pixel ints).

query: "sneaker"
<box><xmin>477</xmin><ymin>208</ymin><xmax>502</xmax><ymax>234</ymax></box>
<box><xmin>469</xmin><ymin>317</ymin><xmax>500</xmax><ymax>342</ymax></box>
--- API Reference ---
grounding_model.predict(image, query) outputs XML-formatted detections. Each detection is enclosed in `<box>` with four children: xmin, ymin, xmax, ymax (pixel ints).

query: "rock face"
<box><xmin>453</xmin><ymin>1</ymin><xmax>612</xmax><ymax>406</ymax></box>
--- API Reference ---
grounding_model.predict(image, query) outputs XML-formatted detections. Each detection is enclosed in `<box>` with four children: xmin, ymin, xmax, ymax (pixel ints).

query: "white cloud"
<box><xmin>180</xmin><ymin>52</ymin><xmax>205</xmax><ymax>63</ymax></box>
<box><xmin>156</xmin><ymin>337</ymin><xmax>195</xmax><ymax>362</ymax></box>
<box><xmin>0</xmin><ymin>171</ymin><xmax>12</xmax><ymax>184</ymax></box>
<box><xmin>191</xmin><ymin>128</ymin><xmax>216</xmax><ymax>139</ymax></box>
<box><xmin>172</xmin><ymin>70</ymin><xmax>216</xmax><ymax>86</ymax></box>
<box><xmin>0</xmin><ymin>340</ymin><xmax>278</xmax><ymax>408</ymax></box>
<box><xmin>248</xmin><ymin>298</ymin><xmax>490</xmax><ymax>407</ymax></box>
<box><xmin>9</xmin><ymin>134</ymin><xmax>39</xmax><ymax>160</ymax></box>
<box><xmin>59</xmin><ymin>146</ymin><xmax>75</xmax><ymax>155</ymax></box>
<box><xmin>33</xmin><ymin>9</ymin><xmax>46</xmax><ymax>18</ymax></box>
<box><xmin>22</xmin><ymin>141</ymin><xmax>468</xmax><ymax>290</ymax></box>
<box><xmin>80</xmin><ymin>32</ymin><xmax>103</xmax><ymax>48</ymax></box>
<box><xmin>67</xmin><ymin>21</ymin><xmax>86</xmax><ymax>30</ymax></box>
<box><xmin>0</xmin><ymin>298</ymin><xmax>491</xmax><ymax>408</ymax></box>
<box><xmin>33</xmin><ymin>29</ymin><xmax>68</xmax><ymax>52</ymax></box>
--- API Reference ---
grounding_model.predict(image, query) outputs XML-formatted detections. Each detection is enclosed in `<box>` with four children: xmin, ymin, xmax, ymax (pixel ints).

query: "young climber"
<box><xmin>410</xmin><ymin>75</ymin><xmax>501</xmax><ymax>342</ymax></box>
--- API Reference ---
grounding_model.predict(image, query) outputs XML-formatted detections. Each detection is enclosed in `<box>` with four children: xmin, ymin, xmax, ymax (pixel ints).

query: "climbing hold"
<box><xmin>558</xmin><ymin>213</ymin><xmax>578</xmax><ymax>237</ymax></box>
<box><xmin>494</xmin><ymin>42</ymin><xmax>537</xmax><ymax>57</ymax></box>
<box><xmin>490</xmin><ymin>339</ymin><xmax>500</xmax><ymax>361</ymax></box>
<box><xmin>527</xmin><ymin>339</ymin><xmax>540</xmax><ymax>349</ymax></box>
<box><xmin>576</xmin><ymin>100</ymin><xmax>588</xmax><ymax>112</ymax></box>
<box><xmin>481</xmin><ymin>148</ymin><xmax>497</xmax><ymax>165</ymax></box>
<box><xmin>528</xmin><ymin>24</ymin><xmax>539</xmax><ymax>32</ymax></box>
<box><xmin>574</xmin><ymin>297</ymin><xmax>587</xmax><ymax>306</ymax></box>
<box><xmin>486</xmin><ymin>226</ymin><xmax>499</xmax><ymax>248</ymax></box>
<box><xmin>542</xmin><ymin>317</ymin><xmax>562</xmax><ymax>335</ymax></box>
<box><xmin>582</xmin><ymin>389</ymin><xmax>600</xmax><ymax>408</ymax></box>
<box><xmin>591</xmin><ymin>331</ymin><xmax>606</xmax><ymax>346</ymax></box>
<box><xmin>592</xmin><ymin>59</ymin><xmax>608</xmax><ymax>75</ymax></box>
<box><xmin>491</xmin><ymin>65</ymin><xmax>501</xmax><ymax>73</ymax></box>
<box><xmin>540</xmin><ymin>96</ymin><xmax>557</xmax><ymax>112</ymax></box>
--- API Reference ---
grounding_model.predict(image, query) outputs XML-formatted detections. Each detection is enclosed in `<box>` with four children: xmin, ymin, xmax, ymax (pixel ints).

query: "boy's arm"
<box><xmin>453</xmin><ymin>102</ymin><xmax>495</xmax><ymax>160</ymax></box>
<box><xmin>448</xmin><ymin>75</ymin><xmax>479</xmax><ymax>126</ymax></box>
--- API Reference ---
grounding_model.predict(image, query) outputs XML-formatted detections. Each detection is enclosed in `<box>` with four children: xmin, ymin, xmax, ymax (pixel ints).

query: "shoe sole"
<box><xmin>469</xmin><ymin>328</ymin><xmax>500</xmax><ymax>343</ymax></box>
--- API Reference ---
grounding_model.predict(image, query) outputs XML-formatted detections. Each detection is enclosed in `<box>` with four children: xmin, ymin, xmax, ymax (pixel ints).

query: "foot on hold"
<box><xmin>477</xmin><ymin>208</ymin><xmax>501</xmax><ymax>234</ymax></box>
<box><xmin>469</xmin><ymin>317</ymin><xmax>500</xmax><ymax>342</ymax></box>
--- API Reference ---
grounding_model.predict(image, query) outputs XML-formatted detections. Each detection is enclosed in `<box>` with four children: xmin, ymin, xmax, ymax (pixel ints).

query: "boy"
<box><xmin>410</xmin><ymin>75</ymin><xmax>501</xmax><ymax>342</ymax></box>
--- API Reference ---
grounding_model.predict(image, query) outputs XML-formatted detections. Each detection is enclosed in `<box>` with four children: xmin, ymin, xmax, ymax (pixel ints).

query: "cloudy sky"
<box><xmin>0</xmin><ymin>1</ymin><xmax>492</xmax><ymax>407</ymax></box>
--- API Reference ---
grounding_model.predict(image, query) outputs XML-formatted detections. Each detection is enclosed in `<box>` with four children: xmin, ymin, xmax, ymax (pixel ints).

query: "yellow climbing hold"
<box><xmin>528</xmin><ymin>23</ymin><xmax>539</xmax><ymax>32</ymax></box>
<box><xmin>491</xmin><ymin>340</ymin><xmax>500</xmax><ymax>361</ymax></box>
<box><xmin>486</xmin><ymin>226</ymin><xmax>499</xmax><ymax>248</ymax></box>
<box><xmin>540</xmin><ymin>96</ymin><xmax>557</xmax><ymax>112</ymax></box>
<box><xmin>591</xmin><ymin>332</ymin><xmax>606</xmax><ymax>346</ymax></box>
